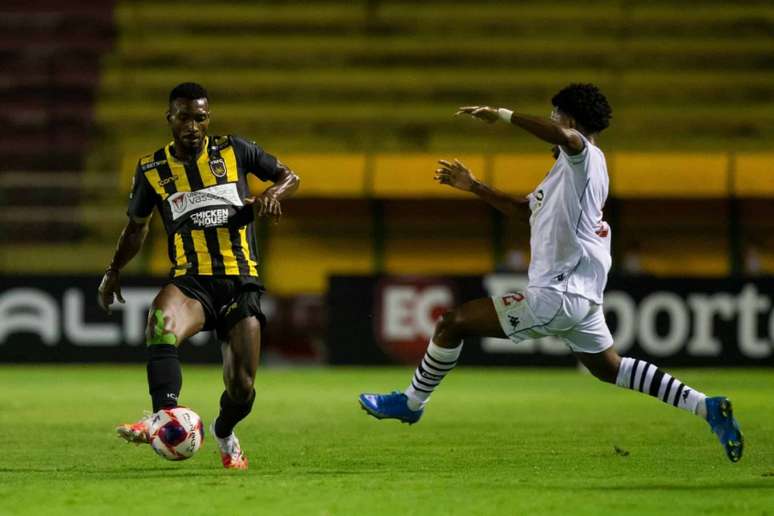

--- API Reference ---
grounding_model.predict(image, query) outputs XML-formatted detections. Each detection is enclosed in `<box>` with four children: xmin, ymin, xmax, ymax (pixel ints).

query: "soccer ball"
<box><xmin>149</xmin><ymin>407</ymin><xmax>204</xmax><ymax>461</ymax></box>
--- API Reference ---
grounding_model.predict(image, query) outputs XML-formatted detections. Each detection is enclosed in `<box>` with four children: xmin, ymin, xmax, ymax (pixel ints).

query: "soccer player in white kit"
<box><xmin>359</xmin><ymin>84</ymin><xmax>744</xmax><ymax>462</ymax></box>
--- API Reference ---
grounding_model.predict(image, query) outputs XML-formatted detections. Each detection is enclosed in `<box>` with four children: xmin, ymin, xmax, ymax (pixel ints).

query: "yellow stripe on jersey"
<box><xmin>163</xmin><ymin>145</ymin><xmax>192</xmax><ymax>192</ymax></box>
<box><xmin>190</xmin><ymin>230</ymin><xmax>213</xmax><ymax>274</ymax></box>
<box><xmin>196</xmin><ymin>142</ymin><xmax>218</xmax><ymax>187</ymax></box>
<box><xmin>222</xmin><ymin>145</ymin><xmax>239</xmax><ymax>183</ymax></box>
<box><xmin>239</xmin><ymin>227</ymin><xmax>258</xmax><ymax>276</ymax></box>
<box><xmin>173</xmin><ymin>233</ymin><xmax>187</xmax><ymax>277</ymax></box>
<box><xmin>216</xmin><ymin>228</ymin><xmax>241</xmax><ymax>275</ymax></box>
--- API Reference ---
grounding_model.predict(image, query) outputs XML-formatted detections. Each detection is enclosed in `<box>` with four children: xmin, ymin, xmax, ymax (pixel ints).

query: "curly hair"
<box><xmin>551</xmin><ymin>83</ymin><xmax>612</xmax><ymax>134</ymax></box>
<box><xmin>169</xmin><ymin>82</ymin><xmax>208</xmax><ymax>103</ymax></box>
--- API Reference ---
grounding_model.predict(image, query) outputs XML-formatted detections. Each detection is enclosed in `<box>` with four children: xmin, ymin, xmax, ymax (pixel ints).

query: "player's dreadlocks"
<box><xmin>169</xmin><ymin>82</ymin><xmax>208</xmax><ymax>103</ymax></box>
<box><xmin>551</xmin><ymin>83</ymin><xmax>612</xmax><ymax>134</ymax></box>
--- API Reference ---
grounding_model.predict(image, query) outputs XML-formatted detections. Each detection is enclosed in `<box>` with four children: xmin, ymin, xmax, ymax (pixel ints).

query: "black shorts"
<box><xmin>168</xmin><ymin>275</ymin><xmax>266</xmax><ymax>341</ymax></box>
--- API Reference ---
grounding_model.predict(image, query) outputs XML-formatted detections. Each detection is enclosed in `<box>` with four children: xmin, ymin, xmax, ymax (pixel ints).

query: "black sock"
<box><xmin>147</xmin><ymin>344</ymin><xmax>182</xmax><ymax>412</ymax></box>
<box><xmin>214</xmin><ymin>389</ymin><xmax>255</xmax><ymax>438</ymax></box>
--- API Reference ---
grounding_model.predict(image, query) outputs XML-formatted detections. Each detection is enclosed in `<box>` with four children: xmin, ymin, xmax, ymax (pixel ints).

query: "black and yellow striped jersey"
<box><xmin>127</xmin><ymin>135</ymin><xmax>281</xmax><ymax>278</ymax></box>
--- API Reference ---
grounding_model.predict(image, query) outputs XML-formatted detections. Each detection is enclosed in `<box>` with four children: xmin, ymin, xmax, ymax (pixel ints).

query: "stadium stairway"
<box><xmin>0</xmin><ymin>1</ymin><xmax>116</xmax><ymax>243</ymax></box>
<box><xmin>97</xmin><ymin>0</ymin><xmax>773</xmax><ymax>156</ymax></box>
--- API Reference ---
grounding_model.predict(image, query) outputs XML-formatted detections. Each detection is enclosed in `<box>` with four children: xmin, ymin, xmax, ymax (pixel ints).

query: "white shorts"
<box><xmin>492</xmin><ymin>287</ymin><xmax>614</xmax><ymax>354</ymax></box>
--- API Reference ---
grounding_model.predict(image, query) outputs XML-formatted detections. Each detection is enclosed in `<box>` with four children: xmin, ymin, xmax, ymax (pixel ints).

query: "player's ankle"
<box><xmin>404</xmin><ymin>390</ymin><xmax>425</xmax><ymax>411</ymax></box>
<box><xmin>695</xmin><ymin>398</ymin><xmax>708</xmax><ymax>420</ymax></box>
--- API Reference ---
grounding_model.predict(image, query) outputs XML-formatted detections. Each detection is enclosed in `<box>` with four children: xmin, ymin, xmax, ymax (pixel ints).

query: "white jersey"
<box><xmin>526</xmin><ymin>136</ymin><xmax>612</xmax><ymax>304</ymax></box>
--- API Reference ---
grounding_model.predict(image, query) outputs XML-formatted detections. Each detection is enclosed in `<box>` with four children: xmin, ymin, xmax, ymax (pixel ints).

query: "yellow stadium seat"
<box><xmin>263</xmin><ymin>205</ymin><xmax>374</xmax><ymax>294</ymax></box>
<box><xmin>385</xmin><ymin>237</ymin><xmax>493</xmax><ymax>275</ymax></box>
<box><xmin>638</xmin><ymin>252</ymin><xmax>729</xmax><ymax>277</ymax></box>
<box><xmin>612</xmin><ymin>153</ymin><xmax>729</xmax><ymax>198</ymax></box>
<box><xmin>371</xmin><ymin>154</ymin><xmax>485</xmax><ymax>198</ymax></box>
<box><xmin>734</xmin><ymin>154</ymin><xmax>774</xmax><ymax>197</ymax></box>
<box><xmin>265</xmin><ymin>232</ymin><xmax>374</xmax><ymax>295</ymax></box>
<box><xmin>275</xmin><ymin>154</ymin><xmax>366</xmax><ymax>198</ymax></box>
<box><xmin>492</xmin><ymin>153</ymin><xmax>555</xmax><ymax>195</ymax></box>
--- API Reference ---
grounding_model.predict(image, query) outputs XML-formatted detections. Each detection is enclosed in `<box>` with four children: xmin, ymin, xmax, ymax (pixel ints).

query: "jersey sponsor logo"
<box><xmin>209</xmin><ymin>157</ymin><xmax>227</xmax><ymax>178</ymax></box>
<box><xmin>167</xmin><ymin>183</ymin><xmax>242</xmax><ymax>220</ymax></box>
<box><xmin>158</xmin><ymin>175</ymin><xmax>179</xmax><ymax>187</ymax></box>
<box><xmin>529</xmin><ymin>188</ymin><xmax>545</xmax><ymax>219</ymax></box>
<box><xmin>190</xmin><ymin>208</ymin><xmax>229</xmax><ymax>227</ymax></box>
<box><xmin>140</xmin><ymin>159</ymin><xmax>168</xmax><ymax>172</ymax></box>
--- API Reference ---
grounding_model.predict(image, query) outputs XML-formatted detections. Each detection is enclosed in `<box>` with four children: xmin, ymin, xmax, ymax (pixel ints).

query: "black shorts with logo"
<box><xmin>168</xmin><ymin>275</ymin><xmax>266</xmax><ymax>341</ymax></box>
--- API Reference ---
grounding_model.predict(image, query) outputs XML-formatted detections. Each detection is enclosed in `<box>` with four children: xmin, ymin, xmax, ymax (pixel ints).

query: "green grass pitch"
<box><xmin>0</xmin><ymin>366</ymin><xmax>771</xmax><ymax>515</ymax></box>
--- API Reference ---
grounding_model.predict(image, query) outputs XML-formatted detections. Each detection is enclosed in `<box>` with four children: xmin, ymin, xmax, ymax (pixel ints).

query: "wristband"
<box><xmin>497</xmin><ymin>108</ymin><xmax>513</xmax><ymax>124</ymax></box>
<box><xmin>105</xmin><ymin>265</ymin><xmax>120</xmax><ymax>274</ymax></box>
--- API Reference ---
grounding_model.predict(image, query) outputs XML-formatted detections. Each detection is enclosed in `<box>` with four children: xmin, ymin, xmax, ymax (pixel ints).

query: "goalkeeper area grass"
<box><xmin>0</xmin><ymin>366</ymin><xmax>771</xmax><ymax>515</ymax></box>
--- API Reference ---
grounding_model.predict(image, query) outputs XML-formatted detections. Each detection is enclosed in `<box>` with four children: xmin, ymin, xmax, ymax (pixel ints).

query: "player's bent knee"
<box><xmin>146</xmin><ymin>307</ymin><xmax>179</xmax><ymax>346</ymax></box>
<box><xmin>231</xmin><ymin>315</ymin><xmax>260</xmax><ymax>338</ymax></box>
<box><xmin>433</xmin><ymin>312</ymin><xmax>454</xmax><ymax>342</ymax></box>
<box><xmin>435</xmin><ymin>311</ymin><xmax>453</xmax><ymax>331</ymax></box>
<box><xmin>435</xmin><ymin>309</ymin><xmax>465</xmax><ymax>340</ymax></box>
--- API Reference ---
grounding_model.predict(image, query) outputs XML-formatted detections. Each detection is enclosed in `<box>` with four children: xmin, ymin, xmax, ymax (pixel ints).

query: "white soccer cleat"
<box><xmin>116</xmin><ymin>412</ymin><xmax>153</xmax><ymax>444</ymax></box>
<box><xmin>210</xmin><ymin>423</ymin><xmax>248</xmax><ymax>470</ymax></box>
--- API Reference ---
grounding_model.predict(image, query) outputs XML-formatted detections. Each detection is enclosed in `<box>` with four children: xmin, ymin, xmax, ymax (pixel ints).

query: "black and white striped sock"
<box><xmin>404</xmin><ymin>341</ymin><xmax>462</xmax><ymax>410</ymax></box>
<box><xmin>616</xmin><ymin>357</ymin><xmax>707</xmax><ymax>418</ymax></box>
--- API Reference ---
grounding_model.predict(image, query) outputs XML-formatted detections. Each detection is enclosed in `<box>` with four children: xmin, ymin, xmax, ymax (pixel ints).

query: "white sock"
<box><xmin>616</xmin><ymin>357</ymin><xmax>708</xmax><ymax>419</ymax></box>
<box><xmin>404</xmin><ymin>340</ymin><xmax>462</xmax><ymax>411</ymax></box>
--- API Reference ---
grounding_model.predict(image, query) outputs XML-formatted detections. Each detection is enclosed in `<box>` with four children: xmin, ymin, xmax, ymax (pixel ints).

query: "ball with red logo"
<box><xmin>149</xmin><ymin>407</ymin><xmax>204</xmax><ymax>461</ymax></box>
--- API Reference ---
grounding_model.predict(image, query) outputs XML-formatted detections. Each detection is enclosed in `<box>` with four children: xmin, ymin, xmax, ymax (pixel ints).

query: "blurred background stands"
<box><xmin>1</xmin><ymin>0</ymin><xmax>773</xmax><ymax>293</ymax></box>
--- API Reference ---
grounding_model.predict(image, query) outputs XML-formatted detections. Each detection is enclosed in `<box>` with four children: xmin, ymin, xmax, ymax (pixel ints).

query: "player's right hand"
<box><xmin>435</xmin><ymin>159</ymin><xmax>478</xmax><ymax>192</ymax></box>
<box><xmin>455</xmin><ymin>106</ymin><xmax>499</xmax><ymax>123</ymax></box>
<box><xmin>98</xmin><ymin>268</ymin><xmax>125</xmax><ymax>314</ymax></box>
<box><xmin>244</xmin><ymin>194</ymin><xmax>282</xmax><ymax>224</ymax></box>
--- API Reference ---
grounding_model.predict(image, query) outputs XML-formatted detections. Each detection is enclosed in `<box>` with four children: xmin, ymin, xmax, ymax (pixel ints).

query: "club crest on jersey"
<box><xmin>209</xmin><ymin>158</ymin><xmax>227</xmax><ymax>178</ymax></box>
<box><xmin>170</xmin><ymin>193</ymin><xmax>187</xmax><ymax>214</ymax></box>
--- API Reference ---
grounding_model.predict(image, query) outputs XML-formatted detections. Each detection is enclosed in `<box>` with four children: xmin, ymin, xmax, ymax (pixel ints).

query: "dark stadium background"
<box><xmin>1</xmin><ymin>0</ymin><xmax>772</xmax><ymax>366</ymax></box>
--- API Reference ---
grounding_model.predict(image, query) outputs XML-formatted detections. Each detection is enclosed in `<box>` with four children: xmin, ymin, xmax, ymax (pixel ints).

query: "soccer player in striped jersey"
<box><xmin>98</xmin><ymin>82</ymin><xmax>299</xmax><ymax>469</ymax></box>
<box><xmin>359</xmin><ymin>83</ymin><xmax>744</xmax><ymax>462</ymax></box>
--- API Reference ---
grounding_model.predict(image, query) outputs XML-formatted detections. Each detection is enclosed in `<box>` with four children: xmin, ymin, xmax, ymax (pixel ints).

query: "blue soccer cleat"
<box><xmin>705</xmin><ymin>396</ymin><xmax>744</xmax><ymax>463</ymax></box>
<box><xmin>359</xmin><ymin>391</ymin><xmax>423</xmax><ymax>424</ymax></box>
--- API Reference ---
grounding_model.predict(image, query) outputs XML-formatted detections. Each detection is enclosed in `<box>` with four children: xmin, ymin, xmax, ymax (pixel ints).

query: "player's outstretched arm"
<box><xmin>456</xmin><ymin>106</ymin><xmax>584</xmax><ymax>155</ymax></box>
<box><xmin>98</xmin><ymin>217</ymin><xmax>150</xmax><ymax>314</ymax></box>
<box><xmin>435</xmin><ymin>159</ymin><xmax>526</xmax><ymax>216</ymax></box>
<box><xmin>244</xmin><ymin>162</ymin><xmax>300</xmax><ymax>223</ymax></box>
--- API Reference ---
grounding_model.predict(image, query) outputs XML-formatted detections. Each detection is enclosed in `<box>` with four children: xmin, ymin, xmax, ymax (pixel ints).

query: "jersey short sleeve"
<box><xmin>126</xmin><ymin>163</ymin><xmax>157</xmax><ymax>219</ymax></box>
<box><xmin>559</xmin><ymin>133</ymin><xmax>590</xmax><ymax>176</ymax></box>
<box><xmin>230</xmin><ymin>135</ymin><xmax>281</xmax><ymax>182</ymax></box>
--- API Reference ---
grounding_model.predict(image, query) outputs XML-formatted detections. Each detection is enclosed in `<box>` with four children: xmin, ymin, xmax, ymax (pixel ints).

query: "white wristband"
<box><xmin>497</xmin><ymin>108</ymin><xmax>513</xmax><ymax>124</ymax></box>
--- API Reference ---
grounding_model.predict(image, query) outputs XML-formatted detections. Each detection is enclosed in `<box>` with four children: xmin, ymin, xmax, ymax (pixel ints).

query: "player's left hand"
<box><xmin>245</xmin><ymin>193</ymin><xmax>282</xmax><ymax>223</ymax></box>
<box><xmin>456</xmin><ymin>106</ymin><xmax>499</xmax><ymax>123</ymax></box>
